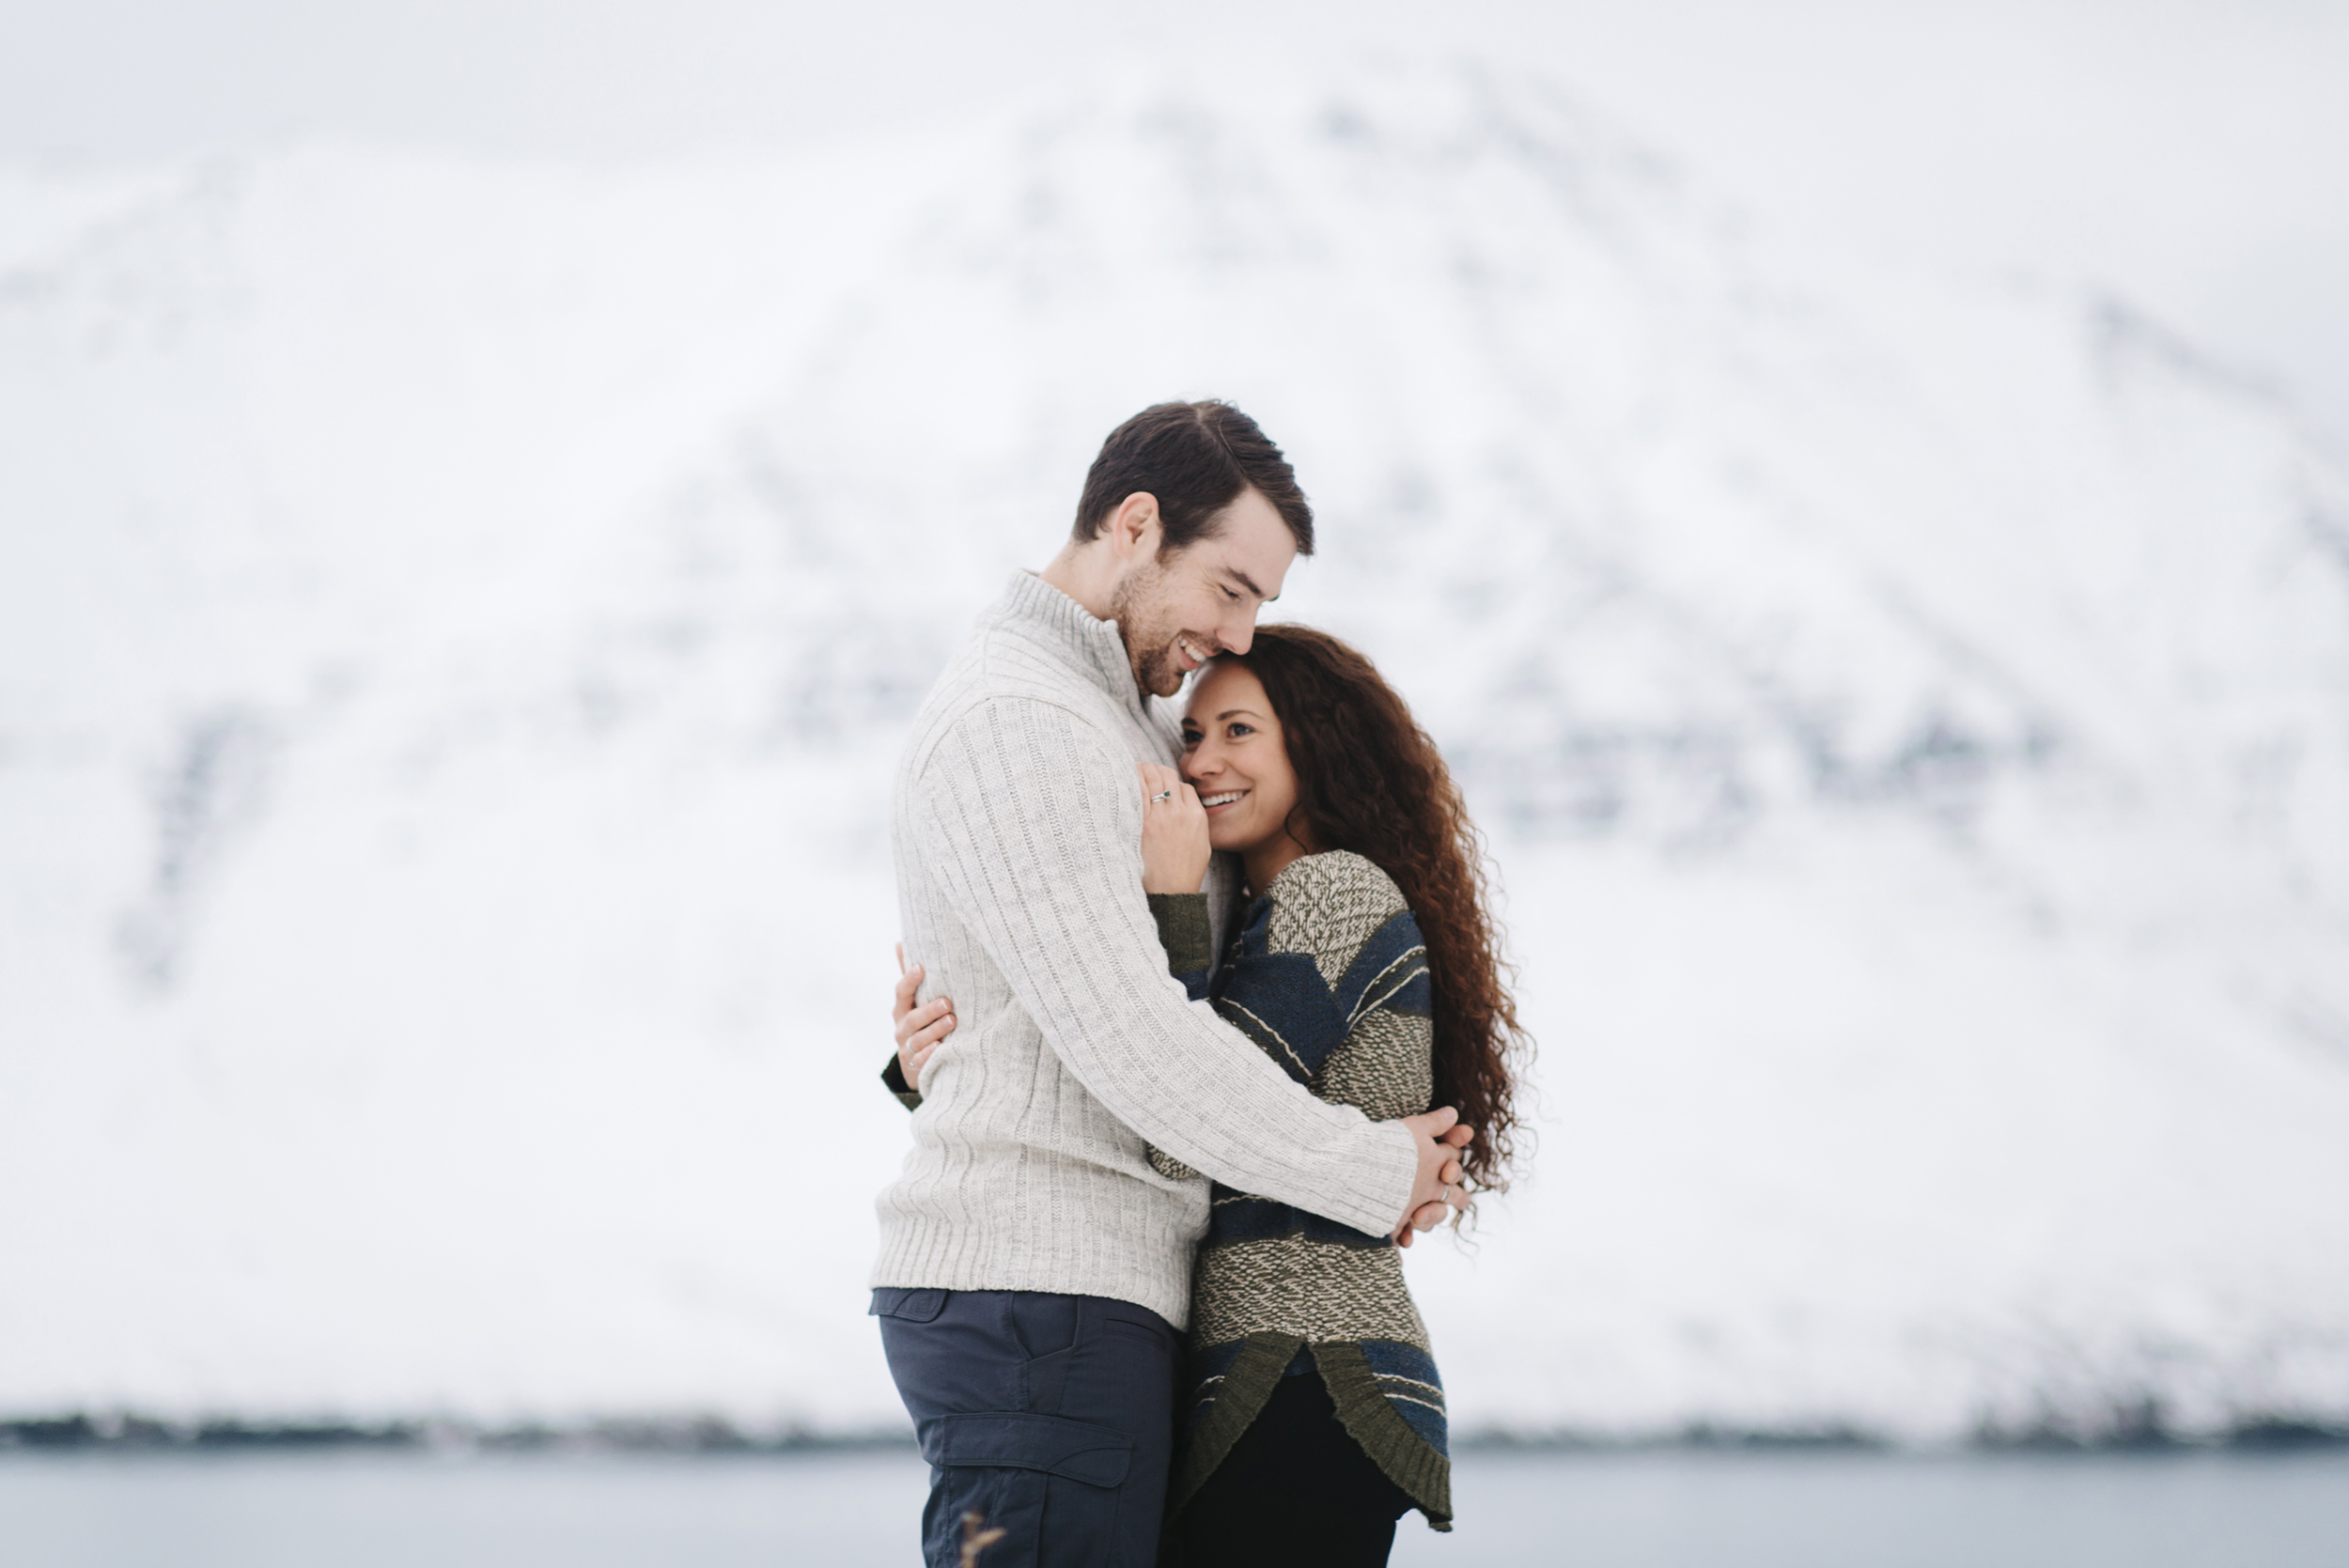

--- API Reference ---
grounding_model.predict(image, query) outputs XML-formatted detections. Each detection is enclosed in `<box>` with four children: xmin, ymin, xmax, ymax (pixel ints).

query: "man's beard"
<box><xmin>1111</xmin><ymin>559</ymin><xmax>1186</xmax><ymax>698</ymax></box>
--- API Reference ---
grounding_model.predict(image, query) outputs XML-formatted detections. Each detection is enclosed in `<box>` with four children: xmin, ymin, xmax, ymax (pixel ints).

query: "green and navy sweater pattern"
<box><xmin>1147</xmin><ymin>850</ymin><xmax>1452</xmax><ymax>1530</ymax></box>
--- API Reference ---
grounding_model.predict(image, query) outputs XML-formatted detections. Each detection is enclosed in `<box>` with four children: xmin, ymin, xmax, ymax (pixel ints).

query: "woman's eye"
<box><xmin>1226</xmin><ymin>722</ymin><xmax>1253</xmax><ymax>738</ymax></box>
<box><xmin>1180</xmin><ymin>731</ymin><xmax>1202</xmax><ymax>750</ymax></box>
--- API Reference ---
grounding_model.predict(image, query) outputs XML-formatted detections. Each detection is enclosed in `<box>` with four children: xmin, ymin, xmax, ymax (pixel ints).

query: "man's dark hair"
<box><xmin>1072</xmin><ymin>400</ymin><xmax>1315</xmax><ymax>557</ymax></box>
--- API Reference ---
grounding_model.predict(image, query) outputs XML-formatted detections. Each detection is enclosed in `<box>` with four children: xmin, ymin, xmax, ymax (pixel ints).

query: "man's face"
<box><xmin>1111</xmin><ymin>489</ymin><xmax>1298</xmax><ymax>699</ymax></box>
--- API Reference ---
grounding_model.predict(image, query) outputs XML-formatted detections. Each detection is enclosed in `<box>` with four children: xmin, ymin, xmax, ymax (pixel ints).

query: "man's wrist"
<box><xmin>1379</xmin><ymin>1117</ymin><xmax>1424</xmax><ymax>1231</ymax></box>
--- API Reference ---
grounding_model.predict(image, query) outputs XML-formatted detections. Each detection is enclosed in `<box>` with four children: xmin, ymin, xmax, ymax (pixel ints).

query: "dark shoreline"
<box><xmin>6</xmin><ymin>1412</ymin><xmax>2342</xmax><ymax>1456</ymax></box>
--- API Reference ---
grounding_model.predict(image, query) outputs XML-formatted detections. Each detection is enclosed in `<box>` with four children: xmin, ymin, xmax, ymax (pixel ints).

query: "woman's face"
<box><xmin>1179</xmin><ymin>661</ymin><xmax>1303</xmax><ymax>857</ymax></box>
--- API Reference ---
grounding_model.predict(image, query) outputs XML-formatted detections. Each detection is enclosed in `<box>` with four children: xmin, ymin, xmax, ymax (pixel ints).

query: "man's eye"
<box><xmin>1221</xmin><ymin>586</ymin><xmax>1240</xmax><ymax>601</ymax></box>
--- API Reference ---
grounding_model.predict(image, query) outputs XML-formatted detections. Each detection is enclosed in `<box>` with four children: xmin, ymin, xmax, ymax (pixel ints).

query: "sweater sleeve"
<box><xmin>879</xmin><ymin>1052</ymin><xmax>922</xmax><ymax>1110</ymax></box>
<box><xmin>887</xmin><ymin>878</ymin><xmax>1211</xmax><ymax>1118</ymax></box>
<box><xmin>1145</xmin><ymin>892</ymin><xmax>1215</xmax><ymax>999</ymax></box>
<box><xmin>912</xmin><ymin>699</ymin><xmax>1419</xmax><ymax>1236</ymax></box>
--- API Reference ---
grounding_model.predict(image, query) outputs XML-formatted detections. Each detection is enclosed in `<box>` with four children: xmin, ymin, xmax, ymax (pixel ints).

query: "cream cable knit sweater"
<box><xmin>871</xmin><ymin>572</ymin><xmax>1421</xmax><ymax>1327</ymax></box>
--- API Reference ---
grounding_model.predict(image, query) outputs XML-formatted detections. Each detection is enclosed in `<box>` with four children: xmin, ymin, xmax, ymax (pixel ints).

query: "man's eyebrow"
<box><xmin>1224</xmin><ymin>567</ymin><xmax>1270</xmax><ymax>600</ymax></box>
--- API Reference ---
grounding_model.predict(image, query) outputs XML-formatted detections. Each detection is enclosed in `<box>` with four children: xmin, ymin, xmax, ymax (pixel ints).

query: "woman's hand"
<box><xmin>894</xmin><ymin>942</ymin><xmax>956</xmax><ymax>1091</ymax></box>
<box><xmin>1138</xmin><ymin>763</ymin><xmax>1211</xmax><ymax>895</ymax></box>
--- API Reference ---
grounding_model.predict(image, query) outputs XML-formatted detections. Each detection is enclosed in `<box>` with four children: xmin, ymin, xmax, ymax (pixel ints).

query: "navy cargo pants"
<box><xmin>872</xmin><ymin>1287</ymin><xmax>1181</xmax><ymax>1568</ymax></box>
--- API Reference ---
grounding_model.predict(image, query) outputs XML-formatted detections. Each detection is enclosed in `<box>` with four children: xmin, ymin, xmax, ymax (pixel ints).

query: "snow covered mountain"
<box><xmin>4</xmin><ymin>59</ymin><xmax>2346</xmax><ymax>1440</ymax></box>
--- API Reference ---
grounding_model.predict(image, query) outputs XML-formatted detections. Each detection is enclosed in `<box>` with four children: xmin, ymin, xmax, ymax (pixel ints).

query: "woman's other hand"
<box><xmin>894</xmin><ymin>942</ymin><xmax>956</xmax><ymax>1090</ymax></box>
<box><xmin>1138</xmin><ymin>763</ymin><xmax>1211</xmax><ymax>895</ymax></box>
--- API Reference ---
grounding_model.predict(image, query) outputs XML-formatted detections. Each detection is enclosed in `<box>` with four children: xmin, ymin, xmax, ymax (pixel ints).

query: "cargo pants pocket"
<box><xmin>917</xmin><ymin>1412</ymin><xmax>1136</xmax><ymax>1568</ymax></box>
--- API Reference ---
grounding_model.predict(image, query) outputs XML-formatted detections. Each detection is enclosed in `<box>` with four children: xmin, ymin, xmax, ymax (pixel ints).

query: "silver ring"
<box><xmin>1150</xmin><ymin>789</ymin><xmax>1174</xmax><ymax>803</ymax></box>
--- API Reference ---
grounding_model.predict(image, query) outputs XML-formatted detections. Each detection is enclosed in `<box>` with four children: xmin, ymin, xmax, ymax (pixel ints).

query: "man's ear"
<box><xmin>1109</xmin><ymin>492</ymin><xmax>1161</xmax><ymax>563</ymax></box>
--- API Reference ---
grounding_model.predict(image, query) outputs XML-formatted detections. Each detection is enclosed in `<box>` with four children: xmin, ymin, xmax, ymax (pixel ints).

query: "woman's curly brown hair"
<box><xmin>1218</xmin><ymin>625</ymin><xmax>1532</xmax><ymax>1194</ymax></box>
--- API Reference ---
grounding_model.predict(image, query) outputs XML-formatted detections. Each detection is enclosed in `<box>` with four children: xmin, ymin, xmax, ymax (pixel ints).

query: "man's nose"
<box><xmin>1221</xmin><ymin>609</ymin><xmax>1255</xmax><ymax>656</ymax></box>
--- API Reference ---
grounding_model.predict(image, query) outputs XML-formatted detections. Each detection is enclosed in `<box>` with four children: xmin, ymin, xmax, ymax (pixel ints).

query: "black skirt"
<box><xmin>1167</xmin><ymin>1367</ymin><xmax>1415</xmax><ymax>1568</ymax></box>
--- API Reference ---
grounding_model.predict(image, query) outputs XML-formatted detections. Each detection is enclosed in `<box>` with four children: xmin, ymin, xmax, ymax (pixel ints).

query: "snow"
<box><xmin>3</xmin><ymin>59</ymin><xmax>2346</xmax><ymax>1440</ymax></box>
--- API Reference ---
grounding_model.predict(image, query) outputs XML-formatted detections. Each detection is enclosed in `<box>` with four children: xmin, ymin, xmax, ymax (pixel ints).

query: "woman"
<box><xmin>890</xmin><ymin>625</ymin><xmax>1530</xmax><ymax>1566</ymax></box>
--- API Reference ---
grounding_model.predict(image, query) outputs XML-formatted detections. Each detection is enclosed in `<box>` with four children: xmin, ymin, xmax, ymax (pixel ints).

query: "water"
<box><xmin>1400</xmin><ymin>1449</ymin><xmax>2349</xmax><ymax>1568</ymax></box>
<box><xmin>3</xmin><ymin>1447</ymin><xmax>2344</xmax><ymax>1567</ymax></box>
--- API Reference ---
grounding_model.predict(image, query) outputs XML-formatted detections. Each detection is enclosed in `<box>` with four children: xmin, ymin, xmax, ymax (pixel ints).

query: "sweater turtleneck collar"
<box><xmin>999</xmin><ymin>569</ymin><xmax>1149</xmax><ymax>717</ymax></box>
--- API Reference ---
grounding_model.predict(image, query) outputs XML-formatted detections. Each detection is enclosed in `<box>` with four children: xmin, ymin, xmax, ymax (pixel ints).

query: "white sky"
<box><xmin>4</xmin><ymin>0</ymin><xmax>2345</xmax><ymax>451</ymax></box>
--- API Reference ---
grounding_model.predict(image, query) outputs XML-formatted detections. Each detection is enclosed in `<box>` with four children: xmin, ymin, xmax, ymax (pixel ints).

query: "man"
<box><xmin>872</xmin><ymin>401</ymin><xmax>1471</xmax><ymax>1568</ymax></box>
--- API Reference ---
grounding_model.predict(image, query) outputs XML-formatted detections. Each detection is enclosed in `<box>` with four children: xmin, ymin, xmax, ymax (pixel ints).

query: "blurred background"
<box><xmin>4</xmin><ymin>2</ymin><xmax>2347</xmax><ymax>1563</ymax></box>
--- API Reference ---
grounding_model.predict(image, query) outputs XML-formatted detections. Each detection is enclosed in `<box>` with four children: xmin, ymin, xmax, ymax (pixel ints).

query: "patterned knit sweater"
<box><xmin>1147</xmin><ymin>850</ymin><xmax>1452</xmax><ymax>1531</ymax></box>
